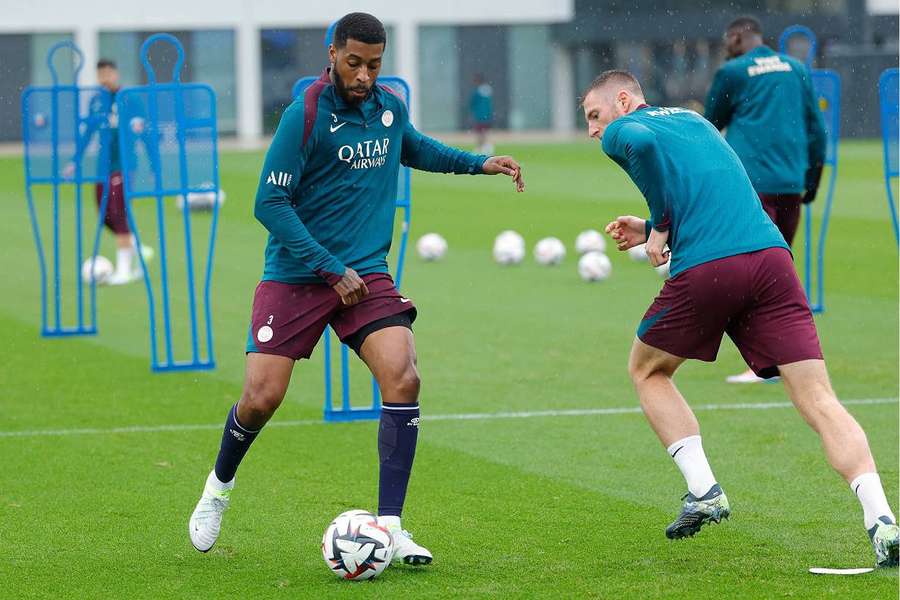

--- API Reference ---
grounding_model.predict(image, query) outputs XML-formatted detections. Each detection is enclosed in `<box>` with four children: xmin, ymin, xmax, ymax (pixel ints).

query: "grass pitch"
<box><xmin>0</xmin><ymin>139</ymin><xmax>897</xmax><ymax>598</ymax></box>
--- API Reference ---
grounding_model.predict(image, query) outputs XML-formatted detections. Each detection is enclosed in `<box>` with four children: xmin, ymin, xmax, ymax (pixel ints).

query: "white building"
<box><xmin>0</xmin><ymin>0</ymin><xmax>576</xmax><ymax>142</ymax></box>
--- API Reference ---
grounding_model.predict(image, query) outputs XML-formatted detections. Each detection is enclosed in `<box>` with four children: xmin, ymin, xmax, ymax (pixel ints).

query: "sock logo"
<box><xmin>229</xmin><ymin>428</ymin><xmax>246</xmax><ymax>441</ymax></box>
<box><xmin>407</xmin><ymin>417</ymin><xmax>419</xmax><ymax>428</ymax></box>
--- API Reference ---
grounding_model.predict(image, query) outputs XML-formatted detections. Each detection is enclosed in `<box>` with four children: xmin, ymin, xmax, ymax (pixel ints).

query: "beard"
<box><xmin>333</xmin><ymin>69</ymin><xmax>371</xmax><ymax>106</ymax></box>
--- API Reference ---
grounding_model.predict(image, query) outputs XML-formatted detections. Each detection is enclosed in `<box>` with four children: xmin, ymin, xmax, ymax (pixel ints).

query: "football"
<box><xmin>175</xmin><ymin>185</ymin><xmax>226</xmax><ymax>211</ymax></box>
<box><xmin>322</xmin><ymin>510</ymin><xmax>393</xmax><ymax>581</ymax></box>
<box><xmin>492</xmin><ymin>230</ymin><xmax>526</xmax><ymax>265</ymax></box>
<box><xmin>627</xmin><ymin>243</ymin><xmax>649</xmax><ymax>261</ymax></box>
<box><xmin>80</xmin><ymin>255</ymin><xmax>114</xmax><ymax>285</ymax></box>
<box><xmin>415</xmin><ymin>232</ymin><xmax>448</xmax><ymax>261</ymax></box>
<box><xmin>575</xmin><ymin>229</ymin><xmax>606</xmax><ymax>255</ymax></box>
<box><xmin>577</xmin><ymin>251</ymin><xmax>612</xmax><ymax>282</ymax></box>
<box><xmin>533</xmin><ymin>236</ymin><xmax>566</xmax><ymax>265</ymax></box>
<box><xmin>656</xmin><ymin>256</ymin><xmax>671</xmax><ymax>279</ymax></box>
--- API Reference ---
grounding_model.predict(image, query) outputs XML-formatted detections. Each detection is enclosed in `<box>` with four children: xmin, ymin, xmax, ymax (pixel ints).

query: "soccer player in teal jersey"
<box><xmin>188</xmin><ymin>13</ymin><xmax>524</xmax><ymax>565</ymax></box>
<box><xmin>705</xmin><ymin>16</ymin><xmax>828</xmax><ymax>384</ymax></box>
<box><xmin>583</xmin><ymin>70</ymin><xmax>897</xmax><ymax>567</ymax></box>
<box><xmin>67</xmin><ymin>59</ymin><xmax>154</xmax><ymax>285</ymax></box>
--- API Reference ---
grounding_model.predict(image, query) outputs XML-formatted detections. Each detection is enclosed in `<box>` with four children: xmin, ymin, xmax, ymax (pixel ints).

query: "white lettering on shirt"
<box><xmin>337</xmin><ymin>138</ymin><xmax>391</xmax><ymax>170</ymax></box>
<box><xmin>747</xmin><ymin>56</ymin><xmax>793</xmax><ymax>77</ymax></box>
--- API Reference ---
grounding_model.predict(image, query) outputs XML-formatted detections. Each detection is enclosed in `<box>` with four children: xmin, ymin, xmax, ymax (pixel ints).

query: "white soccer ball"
<box><xmin>415</xmin><ymin>232</ymin><xmax>448</xmax><ymax>261</ymax></box>
<box><xmin>575</xmin><ymin>229</ymin><xmax>606</xmax><ymax>255</ymax></box>
<box><xmin>176</xmin><ymin>185</ymin><xmax>226</xmax><ymax>211</ymax></box>
<box><xmin>578</xmin><ymin>251</ymin><xmax>612</xmax><ymax>282</ymax></box>
<box><xmin>655</xmin><ymin>253</ymin><xmax>672</xmax><ymax>279</ymax></box>
<box><xmin>322</xmin><ymin>509</ymin><xmax>393</xmax><ymax>581</ymax></box>
<box><xmin>129</xmin><ymin>116</ymin><xmax>145</xmax><ymax>134</ymax></box>
<box><xmin>533</xmin><ymin>237</ymin><xmax>566</xmax><ymax>266</ymax></box>
<box><xmin>81</xmin><ymin>255</ymin><xmax>114</xmax><ymax>285</ymax></box>
<box><xmin>627</xmin><ymin>243</ymin><xmax>649</xmax><ymax>261</ymax></box>
<box><xmin>492</xmin><ymin>230</ymin><xmax>526</xmax><ymax>265</ymax></box>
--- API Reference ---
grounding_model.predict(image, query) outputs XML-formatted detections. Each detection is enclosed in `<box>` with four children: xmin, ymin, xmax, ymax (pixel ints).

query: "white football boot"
<box><xmin>189</xmin><ymin>470</ymin><xmax>233</xmax><ymax>552</ymax></box>
<box><xmin>377</xmin><ymin>517</ymin><xmax>433</xmax><ymax>565</ymax></box>
<box><xmin>726</xmin><ymin>369</ymin><xmax>779</xmax><ymax>384</ymax></box>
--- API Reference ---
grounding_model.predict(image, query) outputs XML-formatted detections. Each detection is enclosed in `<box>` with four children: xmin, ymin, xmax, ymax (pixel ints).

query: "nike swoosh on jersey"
<box><xmin>330</xmin><ymin>122</ymin><xmax>348</xmax><ymax>133</ymax></box>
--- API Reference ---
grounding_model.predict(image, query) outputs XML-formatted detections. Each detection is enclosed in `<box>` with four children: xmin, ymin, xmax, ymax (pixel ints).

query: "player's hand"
<box><xmin>482</xmin><ymin>156</ymin><xmax>525</xmax><ymax>192</ymax></box>
<box><xmin>645</xmin><ymin>227</ymin><xmax>670</xmax><ymax>267</ymax></box>
<box><xmin>61</xmin><ymin>162</ymin><xmax>76</xmax><ymax>179</ymax></box>
<box><xmin>332</xmin><ymin>268</ymin><xmax>369</xmax><ymax>306</ymax></box>
<box><xmin>604</xmin><ymin>215</ymin><xmax>646</xmax><ymax>251</ymax></box>
<box><xmin>802</xmin><ymin>163</ymin><xmax>824</xmax><ymax>204</ymax></box>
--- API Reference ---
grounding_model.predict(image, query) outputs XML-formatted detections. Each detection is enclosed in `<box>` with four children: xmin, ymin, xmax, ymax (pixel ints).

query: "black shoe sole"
<box><xmin>666</xmin><ymin>513</ymin><xmax>730</xmax><ymax>540</ymax></box>
<box><xmin>402</xmin><ymin>555</ymin><xmax>433</xmax><ymax>566</ymax></box>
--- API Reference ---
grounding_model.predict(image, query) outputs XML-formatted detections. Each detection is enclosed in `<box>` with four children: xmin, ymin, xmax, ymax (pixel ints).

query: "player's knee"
<box><xmin>241</xmin><ymin>381</ymin><xmax>285</xmax><ymax>419</ymax></box>
<box><xmin>628</xmin><ymin>355</ymin><xmax>654</xmax><ymax>384</ymax></box>
<box><xmin>628</xmin><ymin>354</ymin><xmax>674</xmax><ymax>384</ymax></box>
<box><xmin>387</xmin><ymin>367</ymin><xmax>420</xmax><ymax>402</ymax></box>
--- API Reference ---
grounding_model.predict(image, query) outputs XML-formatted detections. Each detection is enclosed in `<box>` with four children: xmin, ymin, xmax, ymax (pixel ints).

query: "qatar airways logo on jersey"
<box><xmin>338</xmin><ymin>138</ymin><xmax>390</xmax><ymax>170</ymax></box>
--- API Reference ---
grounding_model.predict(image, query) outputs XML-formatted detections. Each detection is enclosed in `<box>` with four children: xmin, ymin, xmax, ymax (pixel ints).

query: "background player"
<box><xmin>189</xmin><ymin>12</ymin><xmax>525</xmax><ymax>566</ymax></box>
<box><xmin>704</xmin><ymin>16</ymin><xmax>827</xmax><ymax>384</ymax></box>
<box><xmin>469</xmin><ymin>73</ymin><xmax>494</xmax><ymax>154</ymax></box>
<box><xmin>583</xmin><ymin>70</ymin><xmax>898</xmax><ymax>567</ymax></box>
<box><xmin>68</xmin><ymin>59</ymin><xmax>152</xmax><ymax>285</ymax></box>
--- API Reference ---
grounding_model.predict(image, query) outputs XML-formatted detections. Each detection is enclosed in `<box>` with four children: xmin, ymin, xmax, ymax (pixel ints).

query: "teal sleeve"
<box><xmin>401</xmin><ymin>119</ymin><xmax>488</xmax><ymax>174</ymax></box>
<box><xmin>704</xmin><ymin>68</ymin><xmax>733</xmax><ymax>131</ymax></box>
<box><xmin>603</xmin><ymin>121</ymin><xmax>670</xmax><ymax>232</ymax></box>
<box><xmin>253</xmin><ymin>101</ymin><xmax>346</xmax><ymax>280</ymax></box>
<box><xmin>800</xmin><ymin>66</ymin><xmax>827</xmax><ymax>166</ymax></box>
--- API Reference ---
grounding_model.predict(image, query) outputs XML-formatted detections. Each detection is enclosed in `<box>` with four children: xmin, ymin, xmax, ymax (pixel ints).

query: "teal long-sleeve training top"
<box><xmin>704</xmin><ymin>45</ymin><xmax>827</xmax><ymax>195</ymax></box>
<box><xmin>255</xmin><ymin>70</ymin><xmax>488</xmax><ymax>285</ymax></box>
<box><xmin>601</xmin><ymin>106</ymin><xmax>788</xmax><ymax>278</ymax></box>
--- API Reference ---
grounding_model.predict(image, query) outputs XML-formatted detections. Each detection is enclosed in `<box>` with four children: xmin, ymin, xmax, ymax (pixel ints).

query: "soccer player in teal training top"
<box><xmin>582</xmin><ymin>70</ymin><xmax>898</xmax><ymax>567</ymax></box>
<box><xmin>705</xmin><ymin>15</ymin><xmax>828</xmax><ymax>384</ymax></box>
<box><xmin>188</xmin><ymin>13</ymin><xmax>524</xmax><ymax>565</ymax></box>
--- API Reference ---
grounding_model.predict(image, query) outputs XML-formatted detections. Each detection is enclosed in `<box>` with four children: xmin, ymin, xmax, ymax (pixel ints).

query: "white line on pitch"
<box><xmin>0</xmin><ymin>398</ymin><xmax>895</xmax><ymax>439</ymax></box>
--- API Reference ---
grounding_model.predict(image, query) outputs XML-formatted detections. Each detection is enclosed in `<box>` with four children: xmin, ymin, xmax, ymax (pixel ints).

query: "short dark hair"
<box><xmin>727</xmin><ymin>15</ymin><xmax>762</xmax><ymax>35</ymax></box>
<box><xmin>581</xmin><ymin>69</ymin><xmax>644</xmax><ymax>103</ymax></box>
<box><xmin>97</xmin><ymin>58</ymin><xmax>117</xmax><ymax>70</ymax></box>
<box><xmin>333</xmin><ymin>12</ymin><xmax>386</xmax><ymax>48</ymax></box>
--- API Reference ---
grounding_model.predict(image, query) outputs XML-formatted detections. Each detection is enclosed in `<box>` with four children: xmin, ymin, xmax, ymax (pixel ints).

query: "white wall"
<box><xmin>0</xmin><ymin>0</ymin><xmax>574</xmax><ymax>140</ymax></box>
<box><xmin>867</xmin><ymin>0</ymin><xmax>899</xmax><ymax>16</ymax></box>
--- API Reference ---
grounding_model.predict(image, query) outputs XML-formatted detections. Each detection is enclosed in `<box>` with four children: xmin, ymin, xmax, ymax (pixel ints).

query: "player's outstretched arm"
<box><xmin>482</xmin><ymin>156</ymin><xmax>525</xmax><ymax>192</ymax></box>
<box><xmin>399</xmin><ymin>114</ymin><xmax>522</xmax><ymax>191</ymax></box>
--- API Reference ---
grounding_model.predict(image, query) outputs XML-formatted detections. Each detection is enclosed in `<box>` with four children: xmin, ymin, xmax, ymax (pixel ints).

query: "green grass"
<box><xmin>0</xmin><ymin>139</ymin><xmax>897</xmax><ymax>598</ymax></box>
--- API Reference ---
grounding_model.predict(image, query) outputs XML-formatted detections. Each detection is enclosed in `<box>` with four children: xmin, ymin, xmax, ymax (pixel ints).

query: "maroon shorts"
<box><xmin>759</xmin><ymin>193</ymin><xmax>802</xmax><ymax>247</ymax></box>
<box><xmin>637</xmin><ymin>247</ymin><xmax>822</xmax><ymax>378</ymax></box>
<box><xmin>95</xmin><ymin>171</ymin><xmax>130</xmax><ymax>235</ymax></box>
<box><xmin>245</xmin><ymin>273</ymin><xmax>416</xmax><ymax>360</ymax></box>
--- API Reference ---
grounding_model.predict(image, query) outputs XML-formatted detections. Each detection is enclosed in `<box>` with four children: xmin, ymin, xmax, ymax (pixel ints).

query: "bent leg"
<box><xmin>779</xmin><ymin>359</ymin><xmax>875</xmax><ymax>481</ymax></box>
<box><xmin>780</xmin><ymin>359</ymin><xmax>896</xmax><ymax>535</ymax></box>
<box><xmin>629</xmin><ymin>338</ymin><xmax>692</xmax><ymax>446</ymax></box>
<box><xmin>237</xmin><ymin>352</ymin><xmax>295</xmax><ymax>428</ymax></box>
<box><xmin>360</xmin><ymin>326</ymin><xmax>421</xmax><ymax>519</ymax></box>
<box><xmin>212</xmin><ymin>353</ymin><xmax>294</xmax><ymax>484</ymax></box>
